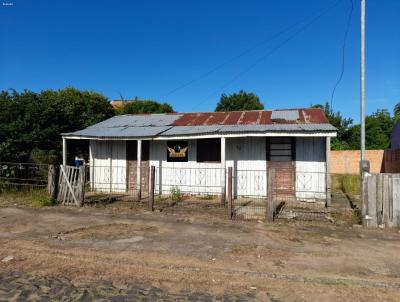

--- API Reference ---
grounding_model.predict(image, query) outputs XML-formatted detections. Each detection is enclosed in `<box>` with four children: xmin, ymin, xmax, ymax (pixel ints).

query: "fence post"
<box><xmin>77</xmin><ymin>165</ymin><xmax>85</xmax><ymax>207</ymax></box>
<box><xmin>148</xmin><ymin>166</ymin><xmax>155</xmax><ymax>211</ymax></box>
<box><xmin>227</xmin><ymin>167</ymin><xmax>233</xmax><ymax>219</ymax></box>
<box><xmin>48</xmin><ymin>165</ymin><xmax>58</xmax><ymax>200</ymax></box>
<box><xmin>265</xmin><ymin>167</ymin><xmax>274</xmax><ymax>222</ymax></box>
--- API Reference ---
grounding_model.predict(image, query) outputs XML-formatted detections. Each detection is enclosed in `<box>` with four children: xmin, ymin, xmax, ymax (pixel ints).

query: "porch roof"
<box><xmin>62</xmin><ymin>108</ymin><xmax>337</xmax><ymax>139</ymax></box>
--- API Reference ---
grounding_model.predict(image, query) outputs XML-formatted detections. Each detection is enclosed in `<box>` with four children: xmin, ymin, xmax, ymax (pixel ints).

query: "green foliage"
<box><xmin>116</xmin><ymin>98</ymin><xmax>174</xmax><ymax>114</ymax></box>
<box><xmin>0</xmin><ymin>87</ymin><xmax>114</xmax><ymax>163</ymax></box>
<box><xmin>170</xmin><ymin>186</ymin><xmax>183</xmax><ymax>202</ymax></box>
<box><xmin>312</xmin><ymin>103</ymin><xmax>353</xmax><ymax>150</ymax></box>
<box><xmin>331</xmin><ymin>174</ymin><xmax>360</xmax><ymax>194</ymax></box>
<box><xmin>312</xmin><ymin>103</ymin><xmax>396</xmax><ymax>150</ymax></box>
<box><xmin>0</xmin><ymin>188</ymin><xmax>56</xmax><ymax>208</ymax></box>
<box><xmin>215</xmin><ymin>90</ymin><xmax>264</xmax><ymax>112</ymax></box>
<box><xmin>395</xmin><ymin>102</ymin><xmax>400</xmax><ymax>119</ymax></box>
<box><xmin>347</xmin><ymin>110</ymin><xmax>395</xmax><ymax>150</ymax></box>
<box><xmin>33</xmin><ymin>196</ymin><xmax>58</xmax><ymax>208</ymax></box>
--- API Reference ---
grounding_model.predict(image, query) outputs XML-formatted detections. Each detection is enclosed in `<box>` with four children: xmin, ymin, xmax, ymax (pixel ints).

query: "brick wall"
<box><xmin>383</xmin><ymin>149</ymin><xmax>400</xmax><ymax>173</ymax></box>
<box><xmin>330</xmin><ymin>150</ymin><xmax>384</xmax><ymax>174</ymax></box>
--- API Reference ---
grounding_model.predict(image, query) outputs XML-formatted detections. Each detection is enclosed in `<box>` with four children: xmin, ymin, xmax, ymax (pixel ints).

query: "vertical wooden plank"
<box><xmin>220</xmin><ymin>137</ymin><xmax>226</xmax><ymax>205</ymax></box>
<box><xmin>77</xmin><ymin>166</ymin><xmax>85</xmax><ymax>207</ymax></box>
<box><xmin>265</xmin><ymin>167</ymin><xmax>274</xmax><ymax>222</ymax></box>
<box><xmin>366</xmin><ymin>175</ymin><xmax>377</xmax><ymax>227</ymax></box>
<box><xmin>227</xmin><ymin>167</ymin><xmax>233</xmax><ymax>219</ymax></box>
<box><xmin>109</xmin><ymin>142</ymin><xmax>113</xmax><ymax>193</ymax></box>
<box><xmin>376</xmin><ymin>174</ymin><xmax>383</xmax><ymax>226</ymax></box>
<box><xmin>392</xmin><ymin>177</ymin><xmax>400</xmax><ymax>227</ymax></box>
<box><xmin>62</xmin><ymin>166</ymin><xmax>70</xmax><ymax>204</ymax></box>
<box><xmin>325</xmin><ymin>137</ymin><xmax>331</xmax><ymax>207</ymax></box>
<box><xmin>48</xmin><ymin>165</ymin><xmax>58</xmax><ymax>200</ymax></box>
<box><xmin>382</xmin><ymin>175</ymin><xmax>390</xmax><ymax>227</ymax></box>
<box><xmin>62</xmin><ymin>137</ymin><xmax>67</xmax><ymax>167</ymax></box>
<box><xmin>137</xmin><ymin>140</ymin><xmax>142</xmax><ymax>199</ymax></box>
<box><xmin>89</xmin><ymin>140</ymin><xmax>95</xmax><ymax>192</ymax></box>
<box><xmin>388</xmin><ymin>175</ymin><xmax>394</xmax><ymax>227</ymax></box>
<box><xmin>148</xmin><ymin>166</ymin><xmax>155</xmax><ymax>211</ymax></box>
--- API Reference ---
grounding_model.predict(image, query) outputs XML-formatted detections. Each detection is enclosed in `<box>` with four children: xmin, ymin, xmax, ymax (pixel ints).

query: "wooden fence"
<box><xmin>57</xmin><ymin>165</ymin><xmax>85</xmax><ymax>206</ymax></box>
<box><xmin>362</xmin><ymin>173</ymin><xmax>400</xmax><ymax>228</ymax></box>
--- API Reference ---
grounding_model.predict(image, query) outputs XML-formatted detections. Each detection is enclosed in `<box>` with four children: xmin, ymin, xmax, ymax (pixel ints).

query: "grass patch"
<box><xmin>332</xmin><ymin>174</ymin><xmax>360</xmax><ymax>194</ymax></box>
<box><xmin>0</xmin><ymin>188</ymin><xmax>58</xmax><ymax>208</ymax></box>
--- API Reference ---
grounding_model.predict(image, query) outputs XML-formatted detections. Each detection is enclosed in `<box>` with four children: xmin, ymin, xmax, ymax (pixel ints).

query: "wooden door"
<box><xmin>267</xmin><ymin>138</ymin><xmax>296</xmax><ymax>196</ymax></box>
<box><xmin>126</xmin><ymin>140</ymin><xmax>150</xmax><ymax>195</ymax></box>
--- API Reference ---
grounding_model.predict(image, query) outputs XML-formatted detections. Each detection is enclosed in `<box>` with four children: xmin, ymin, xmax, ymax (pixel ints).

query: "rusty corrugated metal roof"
<box><xmin>63</xmin><ymin>108</ymin><xmax>335</xmax><ymax>139</ymax></box>
<box><xmin>171</xmin><ymin>108</ymin><xmax>328</xmax><ymax>126</ymax></box>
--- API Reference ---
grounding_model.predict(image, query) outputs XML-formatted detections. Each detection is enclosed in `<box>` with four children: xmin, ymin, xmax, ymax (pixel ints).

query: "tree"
<box><xmin>0</xmin><ymin>87</ymin><xmax>114</xmax><ymax>163</ymax></box>
<box><xmin>347</xmin><ymin>110</ymin><xmax>395</xmax><ymax>150</ymax></box>
<box><xmin>116</xmin><ymin>98</ymin><xmax>174</xmax><ymax>114</ymax></box>
<box><xmin>312</xmin><ymin>103</ymin><xmax>353</xmax><ymax>150</ymax></box>
<box><xmin>395</xmin><ymin>102</ymin><xmax>400</xmax><ymax>119</ymax></box>
<box><xmin>215</xmin><ymin>90</ymin><xmax>264</xmax><ymax>112</ymax></box>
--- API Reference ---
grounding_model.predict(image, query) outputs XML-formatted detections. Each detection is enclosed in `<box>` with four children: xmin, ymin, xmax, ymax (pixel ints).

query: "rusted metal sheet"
<box><xmin>172</xmin><ymin>108</ymin><xmax>329</xmax><ymax>126</ymax></box>
<box><xmin>63</xmin><ymin>108</ymin><xmax>334</xmax><ymax>139</ymax></box>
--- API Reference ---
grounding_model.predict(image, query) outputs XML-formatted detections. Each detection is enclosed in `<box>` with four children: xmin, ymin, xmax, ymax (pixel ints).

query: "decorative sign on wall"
<box><xmin>167</xmin><ymin>141</ymin><xmax>188</xmax><ymax>162</ymax></box>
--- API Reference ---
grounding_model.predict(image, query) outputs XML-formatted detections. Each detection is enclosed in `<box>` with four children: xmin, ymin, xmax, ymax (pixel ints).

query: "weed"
<box><xmin>332</xmin><ymin>174</ymin><xmax>360</xmax><ymax>194</ymax></box>
<box><xmin>170</xmin><ymin>187</ymin><xmax>182</xmax><ymax>202</ymax></box>
<box><xmin>33</xmin><ymin>196</ymin><xmax>58</xmax><ymax>208</ymax></box>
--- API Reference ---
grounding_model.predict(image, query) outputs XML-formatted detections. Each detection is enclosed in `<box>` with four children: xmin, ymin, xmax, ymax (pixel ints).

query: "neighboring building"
<box><xmin>390</xmin><ymin>120</ymin><xmax>400</xmax><ymax>149</ymax></box>
<box><xmin>62</xmin><ymin>108</ymin><xmax>336</xmax><ymax>201</ymax></box>
<box><xmin>110</xmin><ymin>100</ymin><xmax>126</xmax><ymax>110</ymax></box>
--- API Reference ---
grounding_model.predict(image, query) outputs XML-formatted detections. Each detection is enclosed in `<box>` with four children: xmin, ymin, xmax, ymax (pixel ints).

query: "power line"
<box><xmin>330</xmin><ymin>0</ymin><xmax>354</xmax><ymax>110</ymax></box>
<box><xmin>190</xmin><ymin>0</ymin><xmax>342</xmax><ymax>111</ymax></box>
<box><xmin>160</xmin><ymin>0</ymin><xmax>343</xmax><ymax>100</ymax></box>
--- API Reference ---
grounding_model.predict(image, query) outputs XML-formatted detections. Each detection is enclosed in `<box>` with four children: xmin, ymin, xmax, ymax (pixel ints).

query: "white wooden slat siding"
<box><xmin>90</xmin><ymin>137</ymin><xmax>327</xmax><ymax>199</ymax></box>
<box><xmin>149</xmin><ymin>137</ymin><xmax>267</xmax><ymax>197</ymax></box>
<box><xmin>111</xmin><ymin>140</ymin><xmax>127</xmax><ymax>192</ymax></box>
<box><xmin>295</xmin><ymin>137</ymin><xmax>326</xmax><ymax>200</ymax></box>
<box><xmin>150</xmin><ymin>140</ymin><xmax>223</xmax><ymax>195</ymax></box>
<box><xmin>90</xmin><ymin>140</ymin><xmax>126</xmax><ymax>192</ymax></box>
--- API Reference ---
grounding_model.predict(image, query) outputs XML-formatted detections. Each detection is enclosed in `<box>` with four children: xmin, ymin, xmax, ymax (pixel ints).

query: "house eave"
<box><xmin>62</xmin><ymin>131</ymin><xmax>337</xmax><ymax>140</ymax></box>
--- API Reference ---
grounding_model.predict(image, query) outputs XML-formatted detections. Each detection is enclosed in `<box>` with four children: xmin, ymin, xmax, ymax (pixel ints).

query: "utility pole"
<box><xmin>360</xmin><ymin>0</ymin><xmax>370</xmax><ymax>227</ymax></box>
<box><xmin>360</xmin><ymin>0</ymin><xmax>366</xmax><ymax>162</ymax></box>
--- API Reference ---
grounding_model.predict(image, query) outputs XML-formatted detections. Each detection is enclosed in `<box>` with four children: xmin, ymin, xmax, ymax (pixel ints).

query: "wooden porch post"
<box><xmin>137</xmin><ymin>139</ymin><xmax>142</xmax><ymax>200</ymax></box>
<box><xmin>221</xmin><ymin>137</ymin><xmax>226</xmax><ymax>205</ymax></box>
<box><xmin>62</xmin><ymin>137</ymin><xmax>67</xmax><ymax>167</ymax></box>
<box><xmin>326</xmin><ymin>136</ymin><xmax>331</xmax><ymax>207</ymax></box>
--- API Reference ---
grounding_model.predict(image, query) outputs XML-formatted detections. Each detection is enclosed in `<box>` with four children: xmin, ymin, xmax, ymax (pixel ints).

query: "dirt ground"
<box><xmin>0</xmin><ymin>200</ymin><xmax>400</xmax><ymax>301</ymax></box>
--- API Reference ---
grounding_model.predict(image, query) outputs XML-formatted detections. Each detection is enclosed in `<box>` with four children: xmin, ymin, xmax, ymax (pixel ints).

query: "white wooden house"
<box><xmin>62</xmin><ymin>108</ymin><xmax>336</xmax><ymax>201</ymax></box>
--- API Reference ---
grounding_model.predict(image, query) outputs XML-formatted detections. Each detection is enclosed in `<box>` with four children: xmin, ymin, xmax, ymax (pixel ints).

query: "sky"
<box><xmin>1</xmin><ymin>0</ymin><xmax>399</xmax><ymax>122</ymax></box>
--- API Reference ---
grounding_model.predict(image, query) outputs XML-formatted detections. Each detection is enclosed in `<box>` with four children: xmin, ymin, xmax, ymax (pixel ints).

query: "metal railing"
<box><xmin>0</xmin><ymin>162</ymin><xmax>49</xmax><ymax>191</ymax></box>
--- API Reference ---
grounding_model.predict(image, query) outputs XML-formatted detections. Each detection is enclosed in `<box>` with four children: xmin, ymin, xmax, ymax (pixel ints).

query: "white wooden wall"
<box><xmin>149</xmin><ymin>137</ymin><xmax>267</xmax><ymax>197</ymax></box>
<box><xmin>226</xmin><ymin>137</ymin><xmax>267</xmax><ymax>198</ymax></box>
<box><xmin>89</xmin><ymin>137</ymin><xmax>327</xmax><ymax>199</ymax></box>
<box><xmin>90</xmin><ymin>140</ymin><xmax>126</xmax><ymax>192</ymax></box>
<box><xmin>295</xmin><ymin>137</ymin><xmax>326</xmax><ymax>200</ymax></box>
<box><xmin>150</xmin><ymin>140</ymin><xmax>224</xmax><ymax>195</ymax></box>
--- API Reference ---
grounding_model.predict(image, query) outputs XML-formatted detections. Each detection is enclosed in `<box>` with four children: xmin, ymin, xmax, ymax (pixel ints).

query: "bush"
<box><xmin>332</xmin><ymin>174</ymin><xmax>360</xmax><ymax>194</ymax></box>
<box><xmin>170</xmin><ymin>187</ymin><xmax>183</xmax><ymax>202</ymax></box>
<box><xmin>32</xmin><ymin>196</ymin><xmax>58</xmax><ymax>208</ymax></box>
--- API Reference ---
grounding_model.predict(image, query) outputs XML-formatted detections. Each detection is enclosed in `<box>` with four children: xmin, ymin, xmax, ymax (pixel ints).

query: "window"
<box><xmin>126</xmin><ymin>140</ymin><xmax>149</xmax><ymax>161</ymax></box>
<box><xmin>197</xmin><ymin>139</ymin><xmax>221</xmax><ymax>162</ymax></box>
<box><xmin>167</xmin><ymin>141</ymin><xmax>188</xmax><ymax>162</ymax></box>
<box><xmin>266</xmin><ymin>137</ymin><xmax>296</xmax><ymax>162</ymax></box>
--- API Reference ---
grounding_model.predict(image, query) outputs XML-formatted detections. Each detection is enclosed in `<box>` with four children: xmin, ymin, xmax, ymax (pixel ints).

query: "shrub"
<box><xmin>332</xmin><ymin>174</ymin><xmax>360</xmax><ymax>194</ymax></box>
<box><xmin>32</xmin><ymin>196</ymin><xmax>58</xmax><ymax>208</ymax></box>
<box><xmin>170</xmin><ymin>187</ymin><xmax>182</xmax><ymax>202</ymax></box>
